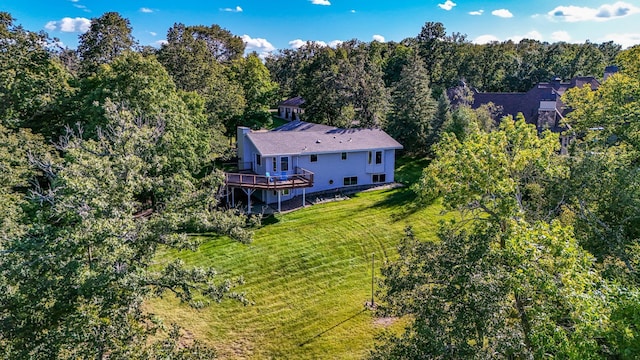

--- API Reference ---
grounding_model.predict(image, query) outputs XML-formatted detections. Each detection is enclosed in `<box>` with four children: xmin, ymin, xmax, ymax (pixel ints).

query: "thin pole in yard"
<box><xmin>371</xmin><ymin>253</ymin><xmax>375</xmax><ymax>308</ymax></box>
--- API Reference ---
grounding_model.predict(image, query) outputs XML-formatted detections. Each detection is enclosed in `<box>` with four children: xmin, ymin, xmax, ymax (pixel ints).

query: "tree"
<box><xmin>232</xmin><ymin>53</ymin><xmax>278</xmax><ymax>130</ymax></box>
<box><xmin>298</xmin><ymin>41</ymin><xmax>389</xmax><ymax>128</ymax></box>
<box><xmin>374</xmin><ymin>118</ymin><xmax>611</xmax><ymax>358</ymax></box>
<box><xmin>0</xmin><ymin>107</ymin><xmax>253</xmax><ymax>358</ymax></box>
<box><xmin>386</xmin><ymin>55</ymin><xmax>437</xmax><ymax>154</ymax></box>
<box><xmin>416</xmin><ymin>22</ymin><xmax>446</xmax><ymax>86</ymax></box>
<box><xmin>417</xmin><ymin>116</ymin><xmax>566</xmax><ymax>227</ymax></box>
<box><xmin>77</xmin><ymin>12</ymin><xmax>135</xmax><ymax>74</ymax></box>
<box><xmin>159</xmin><ymin>23</ymin><xmax>244</xmax><ymax>68</ymax></box>
<box><xmin>266</xmin><ymin>44</ymin><xmax>318</xmax><ymax>100</ymax></box>
<box><xmin>616</xmin><ymin>45</ymin><xmax>640</xmax><ymax>79</ymax></box>
<box><xmin>298</xmin><ymin>45</ymin><xmax>348</xmax><ymax>126</ymax></box>
<box><xmin>0</xmin><ymin>12</ymin><xmax>72</xmax><ymax>134</ymax></box>
<box><xmin>74</xmin><ymin>51</ymin><xmax>226</xmax><ymax>175</ymax></box>
<box><xmin>0</xmin><ymin>125</ymin><xmax>55</xmax><ymax>240</ymax></box>
<box><xmin>158</xmin><ymin>22</ymin><xmax>244</xmax><ymax>92</ymax></box>
<box><xmin>157</xmin><ymin>23</ymin><xmax>246</xmax><ymax>141</ymax></box>
<box><xmin>428</xmin><ymin>92</ymin><xmax>453</xmax><ymax>150</ymax></box>
<box><xmin>373</xmin><ymin>220</ymin><xmax>604</xmax><ymax>359</ymax></box>
<box><xmin>343</xmin><ymin>40</ymin><xmax>390</xmax><ymax>128</ymax></box>
<box><xmin>562</xmin><ymin>72</ymin><xmax>640</xmax><ymax>286</ymax></box>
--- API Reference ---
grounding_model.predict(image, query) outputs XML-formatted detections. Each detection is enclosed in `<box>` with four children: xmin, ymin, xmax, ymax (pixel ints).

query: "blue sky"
<box><xmin>4</xmin><ymin>0</ymin><xmax>640</xmax><ymax>55</ymax></box>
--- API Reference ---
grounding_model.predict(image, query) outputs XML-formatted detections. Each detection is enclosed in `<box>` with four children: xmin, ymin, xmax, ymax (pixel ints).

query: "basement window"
<box><xmin>310</xmin><ymin>154</ymin><xmax>318</xmax><ymax>162</ymax></box>
<box><xmin>373</xmin><ymin>174</ymin><xmax>386</xmax><ymax>183</ymax></box>
<box><xmin>343</xmin><ymin>176</ymin><xmax>358</xmax><ymax>186</ymax></box>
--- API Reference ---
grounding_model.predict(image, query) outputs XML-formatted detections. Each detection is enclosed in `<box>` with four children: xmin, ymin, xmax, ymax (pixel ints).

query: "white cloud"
<box><xmin>469</xmin><ymin>10</ymin><xmax>484</xmax><ymax>16</ymax></box>
<box><xmin>45</xmin><ymin>17</ymin><xmax>91</xmax><ymax>33</ymax></box>
<box><xmin>474</xmin><ymin>34</ymin><xmax>500</xmax><ymax>44</ymax></box>
<box><xmin>604</xmin><ymin>32</ymin><xmax>640</xmax><ymax>48</ymax></box>
<box><xmin>221</xmin><ymin>6</ymin><xmax>243</xmax><ymax>12</ymax></box>
<box><xmin>149</xmin><ymin>31</ymin><xmax>157</xmax><ymax>37</ymax></box>
<box><xmin>350</xmin><ymin>9</ymin><xmax>356</xmax><ymax>13</ymax></box>
<box><xmin>289</xmin><ymin>39</ymin><xmax>342</xmax><ymax>49</ymax></box>
<box><xmin>492</xmin><ymin>9</ymin><xmax>513</xmax><ymax>18</ymax></box>
<box><xmin>438</xmin><ymin>0</ymin><xmax>456</xmax><ymax>11</ymax></box>
<box><xmin>551</xmin><ymin>31</ymin><xmax>571</xmax><ymax>42</ymax></box>
<box><xmin>372</xmin><ymin>34</ymin><xmax>385</xmax><ymax>42</ymax></box>
<box><xmin>45</xmin><ymin>21</ymin><xmax>57</xmax><ymax>31</ymax></box>
<box><xmin>509</xmin><ymin>31</ymin><xmax>543</xmax><ymax>43</ymax></box>
<box><xmin>242</xmin><ymin>34</ymin><xmax>275</xmax><ymax>53</ymax></box>
<box><xmin>310</xmin><ymin>0</ymin><xmax>331</xmax><ymax>5</ymax></box>
<box><xmin>140</xmin><ymin>7</ymin><xmax>153</xmax><ymax>13</ymax></box>
<box><xmin>548</xmin><ymin>2</ymin><xmax>640</xmax><ymax>22</ymax></box>
<box><xmin>73</xmin><ymin>4</ymin><xmax>90</xmax><ymax>12</ymax></box>
<box><xmin>155</xmin><ymin>40</ymin><xmax>168</xmax><ymax>47</ymax></box>
<box><xmin>289</xmin><ymin>39</ymin><xmax>306</xmax><ymax>49</ymax></box>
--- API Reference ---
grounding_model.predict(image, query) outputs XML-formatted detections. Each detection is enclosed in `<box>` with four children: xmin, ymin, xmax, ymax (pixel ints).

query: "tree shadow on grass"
<box><xmin>260</xmin><ymin>213</ymin><xmax>280</xmax><ymax>226</ymax></box>
<box><xmin>370</xmin><ymin>187</ymin><xmax>425</xmax><ymax>221</ymax></box>
<box><xmin>298</xmin><ymin>308</ymin><xmax>368</xmax><ymax>347</ymax></box>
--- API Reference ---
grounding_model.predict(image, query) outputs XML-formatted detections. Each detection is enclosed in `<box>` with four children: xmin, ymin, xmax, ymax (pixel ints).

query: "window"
<box><xmin>256</xmin><ymin>154</ymin><xmax>261</xmax><ymax>166</ymax></box>
<box><xmin>273</xmin><ymin>189</ymin><xmax>290</xmax><ymax>196</ymax></box>
<box><xmin>280</xmin><ymin>156</ymin><xmax>289</xmax><ymax>172</ymax></box>
<box><xmin>373</xmin><ymin>174</ymin><xmax>386</xmax><ymax>183</ymax></box>
<box><xmin>341</xmin><ymin>152</ymin><xmax>347</xmax><ymax>160</ymax></box>
<box><xmin>272</xmin><ymin>157</ymin><xmax>277</xmax><ymax>172</ymax></box>
<box><xmin>310</xmin><ymin>154</ymin><xmax>318</xmax><ymax>162</ymax></box>
<box><xmin>343</xmin><ymin>176</ymin><xmax>358</xmax><ymax>186</ymax></box>
<box><xmin>368</xmin><ymin>151</ymin><xmax>372</xmax><ymax>164</ymax></box>
<box><xmin>375</xmin><ymin>151</ymin><xmax>383</xmax><ymax>164</ymax></box>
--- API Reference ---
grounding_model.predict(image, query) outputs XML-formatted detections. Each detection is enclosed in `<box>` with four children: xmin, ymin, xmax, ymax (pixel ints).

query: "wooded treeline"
<box><xmin>1</xmin><ymin>10</ymin><xmax>639</xmax><ymax>358</ymax></box>
<box><xmin>370</xmin><ymin>48</ymin><xmax>640</xmax><ymax>359</ymax></box>
<box><xmin>265</xmin><ymin>21</ymin><xmax>621</xmax><ymax>153</ymax></box>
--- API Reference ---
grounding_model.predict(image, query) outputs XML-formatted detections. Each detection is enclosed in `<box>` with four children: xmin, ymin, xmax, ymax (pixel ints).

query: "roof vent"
<box><xmin>316</xmin><ymin>139</ymin><xmax>322</xmax><ymax>143</ymax></box>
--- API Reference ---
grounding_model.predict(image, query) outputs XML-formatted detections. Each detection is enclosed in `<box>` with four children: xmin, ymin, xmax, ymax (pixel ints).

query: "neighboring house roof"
<box><xmin>246</xmin><ymin>120</ymin><xmax>403</xmax><ymax>156</ymax></box>
<box><xmin>278</xmin><ymin>96</ymin><xmax>305</xmax><ymax>107</ymax></box>
<box><xmin>461</xmin><ymin>76</ymin><xmax>601</xmax><ymax>133</ymax></box>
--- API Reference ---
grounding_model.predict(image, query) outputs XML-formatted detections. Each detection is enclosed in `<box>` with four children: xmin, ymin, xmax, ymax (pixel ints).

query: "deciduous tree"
<box><xmin>77</xmin><ymin>12</ymin><xmax>135</xmax><ymax>75</ymax></box>
<box><xmin>0</xmin><ymin>108</ymin><xmax>252</xmax><ymax>358</ymax></box>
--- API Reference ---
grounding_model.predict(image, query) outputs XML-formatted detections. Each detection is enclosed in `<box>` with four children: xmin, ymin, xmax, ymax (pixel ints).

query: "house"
<box><xmin>226</xmin><ymin>120</ymin><xmax>403</xmax><ymax>212</ymax></box>
<box><xmin>454</xmin><ymin>66</ymin><xmax>618</xmax><ymax>154</ymax></box>
<box><xmin>277</xmin><ymin>96</ymin><xmax>305</xmax><ymax>121</ymax></box>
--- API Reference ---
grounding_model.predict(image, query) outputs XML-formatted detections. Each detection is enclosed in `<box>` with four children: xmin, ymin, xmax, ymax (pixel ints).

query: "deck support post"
<box><xmin>302</xmin><ymin>188</ymin><xmax>306</xmax><ymax>208</ymax></box>
<box><xmin>231</xmin><ymin>187</ymin><xmax>235</xmax><ymax>207</ymax></box>
<box><xmin>278</xmin><ymin>190</ymin><xmax>282</xmax><ymax>213</ymax></box>
<box><xmin>241</xmin><ymin>188</ymin><xmax>255</xmax><ymax>214</ymax></box>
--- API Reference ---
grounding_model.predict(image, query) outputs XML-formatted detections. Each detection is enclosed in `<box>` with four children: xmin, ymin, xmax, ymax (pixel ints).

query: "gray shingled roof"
<box><xmin>461</xmin><ymin>76</ymin><xmax>601</xmax><ymax>133</ymax></box>
<box><xmin>278</xmin><ymin>96</ymin><xmax>305</xmax><ymax>107</ymax></box>
<box><xmin>246</xmin><ymin>121</ymin><xmax>403</xmax><ymax>156</ymax></box>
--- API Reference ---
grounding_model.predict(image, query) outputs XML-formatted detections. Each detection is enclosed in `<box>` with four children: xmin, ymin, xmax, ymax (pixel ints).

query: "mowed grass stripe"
<box><xmin>149</xmin><ymin>174</ymin><xmax>449</xmax><ymax>358</ymax></box>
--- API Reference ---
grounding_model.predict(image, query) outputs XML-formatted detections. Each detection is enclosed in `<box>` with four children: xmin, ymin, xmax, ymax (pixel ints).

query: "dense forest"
<box><xmin>1</xmin><ymin>10</ymin><xmax>639</xmax><ymax>358</ymax></box>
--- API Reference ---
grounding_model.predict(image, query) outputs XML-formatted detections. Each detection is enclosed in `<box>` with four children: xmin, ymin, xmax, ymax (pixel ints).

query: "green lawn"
<box><xmin>269</xmin><ymin>116</ymin><xmax>289</xmax><ymax>129</ymax></box>
<box><xmin>149</xmin><ymin>158</ymin><xmax>447</xmax><ymax>359</ymax></box>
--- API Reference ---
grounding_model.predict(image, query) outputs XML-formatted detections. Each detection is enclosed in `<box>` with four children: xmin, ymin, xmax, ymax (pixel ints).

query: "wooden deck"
<box><xmin>225</xmin><ymin>168</ymin><xmax>314</xmax><ymax>190</ymax></box>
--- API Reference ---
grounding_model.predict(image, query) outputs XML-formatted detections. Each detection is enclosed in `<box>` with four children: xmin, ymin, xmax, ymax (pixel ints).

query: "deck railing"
<box><xmin>225</xmin><ymin>167</ymin><xmax>314</xmax><ymax>190</ymax></box>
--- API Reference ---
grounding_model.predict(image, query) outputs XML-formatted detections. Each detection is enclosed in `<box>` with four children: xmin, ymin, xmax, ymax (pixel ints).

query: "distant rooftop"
<box><xmin>279</xmin><ymin>96</ymin><xmax>305</xmax><ymax>107</ymax></box>
<box><xmin>246</xmin><ymin>120</ymin><xmax>403</xmax><ymax>156</ymax></box>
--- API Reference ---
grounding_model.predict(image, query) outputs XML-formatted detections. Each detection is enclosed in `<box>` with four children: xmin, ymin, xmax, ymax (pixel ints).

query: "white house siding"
<box><xmin>278</xmin><ymin>106</ymin><xmax>302</xmax><ymax>121</ymax></box>
<box><xmin>236</xmin><ymin>121</ymin><xmax>402</xmax><ymax>205</ymax></box>
<box><xmin>237</xmin><ymin>127</ymin><xmax>253</xmax><ymax>170</ymax></box>
<box><xmin>262</xmin><ymin>149</ymin><xmax>396</xmax><ymax>204</ymax></box>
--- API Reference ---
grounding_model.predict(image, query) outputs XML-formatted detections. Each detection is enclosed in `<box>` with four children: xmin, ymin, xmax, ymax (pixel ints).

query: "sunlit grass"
<box><xmin>148</xmin><ymin>158</ymin><xmax>448</xmax><ymax>359</ymax></box>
